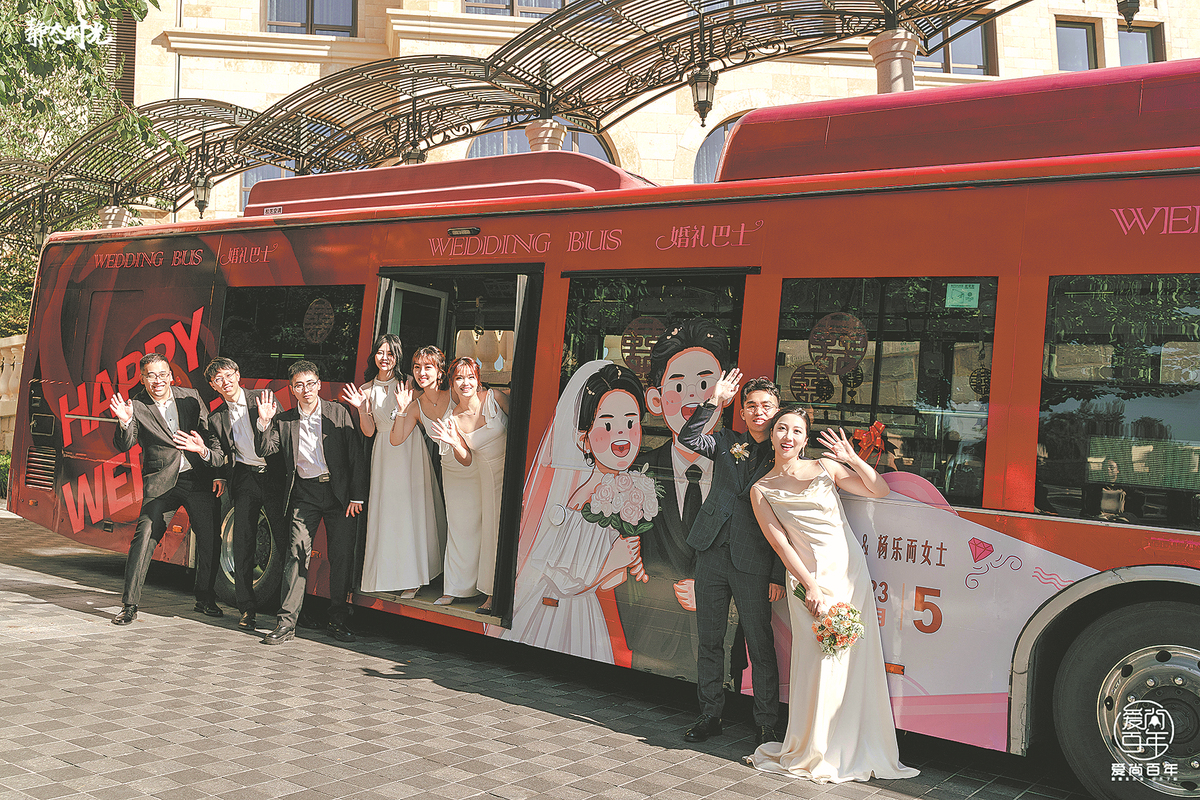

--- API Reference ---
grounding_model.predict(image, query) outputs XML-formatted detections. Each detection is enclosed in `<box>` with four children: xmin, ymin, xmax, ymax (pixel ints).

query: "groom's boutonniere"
<box><xmin>729</xmin><ymin>443</ymin><xmax>750</xmax><ymax>462</ymax></box>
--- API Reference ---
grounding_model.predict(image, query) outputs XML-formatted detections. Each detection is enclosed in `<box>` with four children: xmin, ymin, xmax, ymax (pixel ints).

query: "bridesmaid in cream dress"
<box><xmin>748</xmin><ymin>406</ymin><xmax>918</xmax><ymax>785</ymax></box>
<box><xmin>428</xmin><ymin>357</ymin><xmax>509</xmax><ymax>613</ymax></box>
<box><xmin>344</xmin><ymin>334</ymin><xmax>446</xmax><ymax>596</ymax></box>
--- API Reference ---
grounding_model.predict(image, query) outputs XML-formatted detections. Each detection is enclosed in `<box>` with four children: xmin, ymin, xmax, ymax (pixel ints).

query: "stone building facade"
<box><xmin>123</xmin><ymin>0</ymin><xmax>1199</xmax><ymax>220</ymax></box>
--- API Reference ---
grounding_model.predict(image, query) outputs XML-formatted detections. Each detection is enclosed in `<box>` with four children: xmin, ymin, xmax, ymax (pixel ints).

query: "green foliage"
<box><xmin>0</xmin><ymin>248</ymin><xmax>36</xmax><ymax>338</ymax></box>
<box><xmin>0</xmin><ymin>450</ymin><xmax>9</xmax><ymax>498</ymax></box>
<box><xmin>0</xmin><ymin>0</ymin><xmax>157</xmax><ymax>116</ymax></box>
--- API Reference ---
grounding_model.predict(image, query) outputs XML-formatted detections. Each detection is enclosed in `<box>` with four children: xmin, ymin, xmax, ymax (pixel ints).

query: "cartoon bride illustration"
<box><xmin>504</xmin><ymin>360</ymin><xmax>658</xmax><ymax>662</ymax></box>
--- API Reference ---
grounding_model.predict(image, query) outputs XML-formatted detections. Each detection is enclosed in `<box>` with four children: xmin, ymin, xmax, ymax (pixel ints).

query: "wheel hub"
<box><xmin>1099</xmin><ymin>645</ymin><xmax>1200</xmax><ymax>795</ymax></box>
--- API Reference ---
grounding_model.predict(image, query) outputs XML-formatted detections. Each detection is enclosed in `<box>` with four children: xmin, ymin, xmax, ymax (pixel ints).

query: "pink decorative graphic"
<box><xmin>968</xmin><ymin>537</ymin><xmax>993</xmax><ymax>563</ymax></box>
<box><xmin>882</xmin><ymin>473</ymin><xmax>958</xmax><ymax>515</ymax></box>
<box><xmin>1033</xmin><ymin>566</ymin><xmax>1072</xmax><ymax>591</ymax></box>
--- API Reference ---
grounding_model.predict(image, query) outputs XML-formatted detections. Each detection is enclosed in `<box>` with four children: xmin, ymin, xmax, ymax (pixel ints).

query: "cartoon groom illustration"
<box><xmin>614</xmin><ymin>318</ymin><xmax>730</xmax><ymax>681</ymax></box>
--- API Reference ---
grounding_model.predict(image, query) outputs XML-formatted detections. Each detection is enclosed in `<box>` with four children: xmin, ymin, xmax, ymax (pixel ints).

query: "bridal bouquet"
<box><xmin>795</xmin><ymin>584</ymin><xmax>865</xmax><ymax>657</ymax></box>
<box><xmin>580</xmin><ymin>465</ymin><xmax>664</xmax><ymax>537</ymax></box>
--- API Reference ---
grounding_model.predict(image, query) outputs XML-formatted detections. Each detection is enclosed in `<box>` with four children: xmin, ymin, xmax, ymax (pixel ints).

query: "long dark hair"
<box><xmin>364</xmin><ymin>333</ymin><xmax>403</xmax><ymax>383</ymax></box>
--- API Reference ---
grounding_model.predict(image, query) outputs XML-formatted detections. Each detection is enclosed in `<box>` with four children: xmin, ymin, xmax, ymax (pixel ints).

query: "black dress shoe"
<box><xmin>262</xmin><ymin>624</ymin><xmax>295</xmax><ymax>645</ymax></box>
<box><xmin>193</xmin><ymin>601</ymin><xmax>224</xmax><ymax>617</ymax></box>
<box><xmin>297</xmin><ymin>611</ymin><xmax>320</xmax><ymax>630</ymax></box>
<box><xmin>684</xmin><ymin>714</ymin><xmax>722</xmax><ymax>742</ymax></box>
<box><xmin>237</xmin><ymin>612</ymin><xmax>256</xmax><ymax>631</ymax></box>
<box><xmin>755</xmin><ymin>725</ymin><xmax>781</xmax><ymax>746</ymax></box>
<box><xmin>326</xmin><ymin>621</ymin><xmax>356</xmax><ymax>643</ymax></box>
<box><xmin>112</xmin><ymin>605</ymin><xmax>138</xmax><ymax>625</ymax></box>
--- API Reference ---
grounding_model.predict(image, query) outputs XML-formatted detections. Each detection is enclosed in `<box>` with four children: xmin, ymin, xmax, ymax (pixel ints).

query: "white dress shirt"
<box><xmin>671</xmin><ymin>443</ymin><xmax>712</xmax><ymax>510</ymax></box>
<box><xmin>154</xmin><ymin>395</ymin><xmax>190</xmax><ymax>474</ymax></box>
<box><xmin>295</xmin><ymin>403</ymin><xmax>329</xmax><ymax>479</ymax></box>
<box><xmin>228</xmin><ymin>389</ymin><xmax>267</xmax><ymax>468</ymax></box>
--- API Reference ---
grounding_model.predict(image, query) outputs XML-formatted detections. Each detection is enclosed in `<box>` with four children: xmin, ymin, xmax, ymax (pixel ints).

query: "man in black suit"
<box><xmin>205</xmin><ymin>357</ymin><xmax>280</xmax><ymax>632</ymax></box>
<box><xmin>254</xmin><ymin>360</ymin><xmax>366</xmax><ymax>645</ymax></box>
<box><xmin>615</xmin><ymin>319</ymin><xmax>731</xmax><ymax>681</ymax></box>
<box><xmin>110</xmin><ymin>353</ymin><xmax>225</xmax><ymax>625</ymax></box>
<box><xmin>680</xmin><ymin>370</ymin><xmax>785</xmax><ymax>746</ymax></box>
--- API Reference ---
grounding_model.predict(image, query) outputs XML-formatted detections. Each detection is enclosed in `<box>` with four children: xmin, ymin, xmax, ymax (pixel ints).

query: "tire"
<box><xmin>213</xmin><ymin>500</ymin><xmax>283</xmax><ymax>613</ymax></box>
<box><xmin>1053</xmin><ymin>601</ymin><xmax>1200</xmax><ymax>799</ymax></box>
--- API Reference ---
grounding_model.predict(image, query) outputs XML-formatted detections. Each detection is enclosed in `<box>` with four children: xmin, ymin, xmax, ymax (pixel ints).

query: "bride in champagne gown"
<box><xmin>748</xmin><ymin>406</ymin><xmax>918</xmax><ymax>785</ymax></box>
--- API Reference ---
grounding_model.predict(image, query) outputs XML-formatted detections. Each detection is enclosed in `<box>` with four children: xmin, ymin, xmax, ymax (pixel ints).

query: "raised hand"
<box><xmin>429</xmin><ymin>417</ymin><xmax>462</xmax><ymax>448</ymax></box>
<box><xmin>817</xmin><ymin>427</ymin><xmax>857</xmax><ymax>463</ymax></box>
<box><xmin>394</xmin><ymin>377</ymin><xmax>414</xmax><ymax>414</ymax></box>
<box><xmin>172</xmin><ymin>429</ymin><xmax>209</xmax><ymax>455</ymax></box>
<box><xmin>257</xmin><ymin>392</ymin><xmax>278</xmax><ymax>425</ymax></box>
<box><xmin>711</xmin><ymin>367</ymin><xmax>743</xmax><ymax>407</ymax></box>
<box><xmin>111</xmin><ymin>392</ymin><xmax>134</xmax><ymax>425</ymax></box>
<box><xmin>341</xmin><ymin>383</ymin><xmax>369</xmax><ymax>412</ymax></box>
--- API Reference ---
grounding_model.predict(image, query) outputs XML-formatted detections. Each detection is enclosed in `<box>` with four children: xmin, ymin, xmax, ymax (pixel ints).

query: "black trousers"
<box><xmin>279</xmin><ymin>476</ymin><xmax>354</xmax><ymax>627</ymax></box>
<box><xmin>694</xmin><ymin>542</ymin><xmax>779</xmax><ymax>728</ymax></box>
<box><xmin>230</xmin><ymin>463</ymin><xmax>271</xmax><ymax>613</ymax></box>
<box><xmin>122</xmin><ymin>471</ymin><xmax>219</xmax><ymax>606</ymax></box>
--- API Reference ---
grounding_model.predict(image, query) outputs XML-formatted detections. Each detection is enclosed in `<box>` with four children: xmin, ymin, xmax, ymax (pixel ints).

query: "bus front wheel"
<box><xmin>1053</xmin><ymin>601</ymin><xmax>1200</xmax><ymax>799</ymax></box>
<box><xmin>214</xmin><ymin>504</ymin><xmax>283</xmax><ymax>614</ymax></box>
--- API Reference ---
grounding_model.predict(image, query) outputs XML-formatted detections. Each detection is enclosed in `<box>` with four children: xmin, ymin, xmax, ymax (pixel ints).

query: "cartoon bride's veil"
<box><xmin>514</xmin><ymin>359</ymin><xmax>610</xmax><ymax>574</ymax></box>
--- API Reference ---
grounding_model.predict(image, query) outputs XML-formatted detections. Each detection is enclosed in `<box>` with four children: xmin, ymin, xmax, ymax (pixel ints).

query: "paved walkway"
<box><xmin>0</xmin><ymin>512</ymin><xmax>1089</xmax><ymax>800</ymax></box>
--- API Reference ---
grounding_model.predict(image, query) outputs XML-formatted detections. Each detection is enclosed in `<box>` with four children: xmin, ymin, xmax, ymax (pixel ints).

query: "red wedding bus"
<box><xmin>10</xmin><ymin>58</ymin><xmax>1200</xmax><ymax>799</ymax></box>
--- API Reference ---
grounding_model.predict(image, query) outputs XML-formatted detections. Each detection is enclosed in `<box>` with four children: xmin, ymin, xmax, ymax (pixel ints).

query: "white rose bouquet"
<box><xmin>580</xmin><ymin>464</ymin><xmax>664</xmax><ymax>537</ymax></box>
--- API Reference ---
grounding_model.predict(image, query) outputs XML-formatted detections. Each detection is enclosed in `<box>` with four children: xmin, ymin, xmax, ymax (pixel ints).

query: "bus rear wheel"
<box><xmin>1053</xmin><ymin>602</ymin><xmax>1200</xmax><ymax>799</ymax></box>
<box><xmin>214</xmin><ymin>504</ymin><xmax>282</xmax><ymax>613</ymax></box>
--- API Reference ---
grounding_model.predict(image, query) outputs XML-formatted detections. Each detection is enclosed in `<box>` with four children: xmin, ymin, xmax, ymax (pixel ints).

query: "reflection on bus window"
<box><xmin>1039</xmin><ymin>274</ymin><xmax>1200</xmax><ymax>530</ymax></box>
<box><xmin>775</xmin><ymin>277</ymin><xmax>997</xmax><ymax>508</ymax></box>
<box><xmin>221</xmin><ymin>284</ymin><xmax>364</xmax><ymax>382</ymax></box>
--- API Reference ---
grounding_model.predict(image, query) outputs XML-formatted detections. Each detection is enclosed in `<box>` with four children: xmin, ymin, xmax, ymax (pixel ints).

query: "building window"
<box><xmin>1119</xmin><ymin>26</ymin><xmax>1162</xmax><ymax>66</ymax></box>
<box><xmin>1056</xmin><ymin>21</ymin><xmax>1097</xmax><ymax>71</ymax></box>
<box><xmin>693</xmin><ymin>118</ymin><xmax>740</xmax><ymax>184</ymax></box>
<box><xmin>267</xmin><ymin>0</ymin><xmax>355</xmax><ymax>37</ymax></box>
<box><xmin>464</xmin><ymin>0</ymin><xmax>563</xmax><ymax>19</ymax></box>
<box><xmin>240</xmin><ymin>163</ymin><xmax>295</xmax><ymax>212</ymax></box>
<box><xmin>915</xmin><ymin>17</ymin><xmax>994</xmax><ymax>75</ymax></box>
<box><xmin>466</xmin><ymin>118</ymin><xmax>614</xmax><ymax>163</ymax></box>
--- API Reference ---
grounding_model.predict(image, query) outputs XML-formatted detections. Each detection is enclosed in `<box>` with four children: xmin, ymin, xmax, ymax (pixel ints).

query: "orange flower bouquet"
<box><xmin>812</xmin><ymin>602</ymin><xmax>865</xmax><ymax>657</ymax></box>
<box><xmin>795</xmin><ymin>584</ymin><xmax>865</xmax><ymax>657</ymax></box>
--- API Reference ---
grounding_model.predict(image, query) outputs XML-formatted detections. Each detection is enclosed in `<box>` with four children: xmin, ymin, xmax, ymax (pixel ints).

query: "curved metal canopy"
<box><xmin>1</xmin><ymin>0</ymin><xmax>1030</xmax><ymax>247</ymax></box>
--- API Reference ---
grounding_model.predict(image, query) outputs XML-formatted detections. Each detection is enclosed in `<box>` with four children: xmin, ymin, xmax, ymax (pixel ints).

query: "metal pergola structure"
<box><xmin>1</xmin><ymin>0</ymin><xmax>1033</xmax><ymax>248</ymax></box>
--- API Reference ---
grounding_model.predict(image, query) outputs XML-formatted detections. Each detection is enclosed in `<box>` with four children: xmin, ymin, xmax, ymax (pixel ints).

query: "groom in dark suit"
<box><xmin>254</xmin><ymin>360</ymin><xmax>366</xmax><ymax>645</ymax></box>
<box><xmin>205</xmin><ymin>356</ymin><xmax>283</xmax><ymax>632</ymax></box>
<box><xmin>679</xmin><ymin>370</ymin><xmax>784</xmax><ymax>746</ymax></box>
<box><xmin>110</xmin><ymin>353</ymin><xmax>225</xmax><ymax>625</ymax></box>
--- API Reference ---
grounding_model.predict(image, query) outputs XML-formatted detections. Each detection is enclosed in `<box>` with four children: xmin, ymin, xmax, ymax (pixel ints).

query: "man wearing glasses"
<box><xmin>254</xmin><ymin>361</ymin><xmax>366</xmax><ymax>645</ymax></box>
<box><xmin>110</xmin><ymin>353</ymin><xmax>225</xmax><ymax>626</ymax></box>
<box><xmin>205</xmin><ymin>357</ymin><xmax>282</xmax><ymax>633</ymax></box>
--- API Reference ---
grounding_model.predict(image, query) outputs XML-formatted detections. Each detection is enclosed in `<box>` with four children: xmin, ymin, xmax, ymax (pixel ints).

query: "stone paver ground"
<box><xmin>0</xmin><ymin>511</ymin><xmax>1090</xmax><ymax>800</ymax></box>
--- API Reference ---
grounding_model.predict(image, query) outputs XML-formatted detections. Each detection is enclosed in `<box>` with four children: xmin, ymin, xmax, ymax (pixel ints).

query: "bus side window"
<box><xmin>1039</xmin><ymin>274</ymin><xmax>1200</xmax><ymax>531</ymax></box>
<box><xmin>220</xmin><ymin>284</ymin><xmax>364</xmax><ymax>382</ymax></box>
<box><xmin>775</xmin><ymin>277</ymin><xmax>997</xmax><ymax>508</ymax></box>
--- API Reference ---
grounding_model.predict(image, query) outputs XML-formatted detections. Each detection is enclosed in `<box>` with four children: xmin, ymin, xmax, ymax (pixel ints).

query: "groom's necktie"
<box><xmin>682</xmin><ymin>465</ymin><xmax>703</xmax><ymax>533</ymax></box>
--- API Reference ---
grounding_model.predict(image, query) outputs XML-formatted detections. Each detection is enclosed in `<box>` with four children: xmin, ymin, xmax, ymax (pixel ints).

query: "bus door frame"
<box><xmin>377</xmin><ymin>263</ymin><xmax>544</xmax><ymax>626</ymax></box>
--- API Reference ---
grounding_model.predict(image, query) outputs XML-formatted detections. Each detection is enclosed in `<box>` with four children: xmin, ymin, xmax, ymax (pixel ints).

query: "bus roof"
<box><xmin>718</xmin><ymin>58</ymin><xmax>1200</xmax><ymax>182</ymax></box>
<box><xmin>243</xmin><ymin>150</ymin><xmax>655</xmax><ymax>217</ymax></box>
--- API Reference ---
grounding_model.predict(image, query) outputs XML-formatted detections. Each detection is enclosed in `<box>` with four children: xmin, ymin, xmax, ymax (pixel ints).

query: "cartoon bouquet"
<box><xmin>580</xmin><ymin>465</ymin><xmax>663</xmax><ymax>537</ymax></box>
<box><xmin>795</xmin><ymin>584</ymin><xmax>865</xmax><ymax>657</ymax></box>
